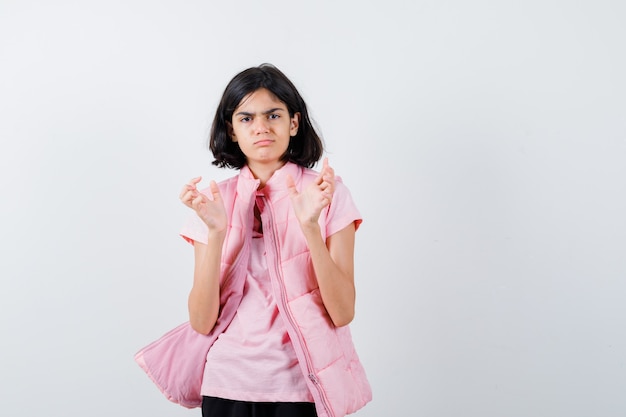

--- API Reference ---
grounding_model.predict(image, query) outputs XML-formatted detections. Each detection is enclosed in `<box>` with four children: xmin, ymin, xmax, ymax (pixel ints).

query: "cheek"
<box><xmin>231</xmin><ymin>125</ymin><xmax>247</xmax><ymax>139</ymax></box>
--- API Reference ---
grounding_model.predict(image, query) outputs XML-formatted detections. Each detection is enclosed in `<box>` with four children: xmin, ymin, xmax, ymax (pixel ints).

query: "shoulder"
<box><xmin>299</xmin><ymin>166</ymin><xmax>317</xmax><ymax>183</ymax></box>
<box><xmin>197</xmin><ymin>173</ymin><xmax>239</xmax><ymax>196</ymax></box>
<box><xmin>217</xmin><ymin>174</ymin><xmax>239</xmax><ymax>190</ymax></box>
<box><xmin>299</xmin><ymin>166</ymin><xmax>346</xmax><ymax>185</ymax></box>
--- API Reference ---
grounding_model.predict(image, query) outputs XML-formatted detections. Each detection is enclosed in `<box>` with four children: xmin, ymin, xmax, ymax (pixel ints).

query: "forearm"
<box><xmin>188</xmin><ymin>232</ymin><xmax>224</xmax><ymax>334</ymax></box>
<box><xmin>301</xmin><ymin>223</ymin><xmax>356</xmax><ymax>327</ymax></box>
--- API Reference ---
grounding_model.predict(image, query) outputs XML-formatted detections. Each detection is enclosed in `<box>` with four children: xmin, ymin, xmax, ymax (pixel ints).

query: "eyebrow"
<box><xmin>234</xmin><ymin>107</ymin><xmax>286</xmax><ymax>117</ymax></box>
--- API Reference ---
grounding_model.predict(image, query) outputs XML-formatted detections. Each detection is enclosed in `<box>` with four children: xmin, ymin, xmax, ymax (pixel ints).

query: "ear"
<box><xmin>227</xmin><ymin>121</ymin><xmax>237</xmax><ymax>142</ymax></box>
<box><xmin>290</xmin><ymin>112</ymin><xmax>300</xmax><ymax>137</ymax></box>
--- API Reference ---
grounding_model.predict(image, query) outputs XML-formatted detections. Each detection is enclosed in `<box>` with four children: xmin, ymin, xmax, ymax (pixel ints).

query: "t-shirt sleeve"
<box><xmin>325</xmin><ymin>178</ymin><xmax>362</xmax><ymax>237</ymax></box>
<box><xmin>180</xmin><ymin>211</ymin><xmax>209</xmax><ymax>245</ymax></box>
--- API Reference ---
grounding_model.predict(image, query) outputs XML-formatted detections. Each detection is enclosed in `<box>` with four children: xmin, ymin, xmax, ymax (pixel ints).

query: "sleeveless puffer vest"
<box><xmin>135</xmin><ymin>162</ymin><xmax>372</xmax><ymax>417</ymax></box>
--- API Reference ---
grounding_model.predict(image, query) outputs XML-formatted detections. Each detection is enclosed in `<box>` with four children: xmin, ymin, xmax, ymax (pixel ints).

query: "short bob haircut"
<box><xmin>209</xmin><ymin>63</ymin><xmax>323</xmax><ymax>169</ymax></box>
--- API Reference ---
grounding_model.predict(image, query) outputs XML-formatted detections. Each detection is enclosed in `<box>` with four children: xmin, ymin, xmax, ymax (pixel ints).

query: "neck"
<box><xmin>247</xmin><ymin>161</ymin><xmax>286</xmax><ymax>188</ymax></box>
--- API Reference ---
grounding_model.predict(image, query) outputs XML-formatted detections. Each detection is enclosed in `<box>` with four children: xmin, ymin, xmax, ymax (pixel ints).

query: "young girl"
<box><xmin>137</xmin><ymin>64</ymin><xmax>371</xmax><ymax>417</ymax></box>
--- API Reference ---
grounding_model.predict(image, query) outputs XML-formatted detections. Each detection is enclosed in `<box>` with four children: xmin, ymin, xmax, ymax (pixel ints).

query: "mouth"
<box><xmin>254</xmin><ymin>139</ymin><xmax>274</xmax><ymax>146</ymax></box>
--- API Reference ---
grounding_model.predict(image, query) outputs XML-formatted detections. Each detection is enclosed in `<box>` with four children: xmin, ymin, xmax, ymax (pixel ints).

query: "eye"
<box><xmin>240</xmin><ymin>116</ymin><xmax>251</xmax><ymax>123</ymax></box>
<box><xmin>268</xmin><ymin>113</ymin><xmax>280</xmax><ymax>120</ymax></box>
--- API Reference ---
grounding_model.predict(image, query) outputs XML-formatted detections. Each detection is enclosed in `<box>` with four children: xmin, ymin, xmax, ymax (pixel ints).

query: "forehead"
<box><xmin>236</xmin><ymin>88</ymin><xmax>287</xmax><ymax>111</ymax></box>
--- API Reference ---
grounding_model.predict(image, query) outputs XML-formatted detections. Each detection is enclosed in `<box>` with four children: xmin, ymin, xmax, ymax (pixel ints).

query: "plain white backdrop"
<box><xmin>1</xmin><ymin>1</ymin><xmax>625</xmax><ymax>416</ymax></box>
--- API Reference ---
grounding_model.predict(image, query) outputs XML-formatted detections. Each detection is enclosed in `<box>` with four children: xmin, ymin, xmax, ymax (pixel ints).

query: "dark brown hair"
<box><xmin>209</xmin><ymin>64</ymin><xmax>323</xmax><ymax>169</ymax></box>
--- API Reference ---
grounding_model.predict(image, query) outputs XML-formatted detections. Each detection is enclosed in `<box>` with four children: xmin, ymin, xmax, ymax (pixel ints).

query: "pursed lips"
<box><xmin>254</xmin><ymin>139</ymin><xmax>274</xmax><ymax>146</ymax></box>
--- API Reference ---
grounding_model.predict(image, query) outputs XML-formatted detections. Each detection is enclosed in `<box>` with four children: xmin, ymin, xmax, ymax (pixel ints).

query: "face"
<box><xmin>229</xmin><ymin>88</ymin><xmax>299</xmax><ymax>173</ymax></box>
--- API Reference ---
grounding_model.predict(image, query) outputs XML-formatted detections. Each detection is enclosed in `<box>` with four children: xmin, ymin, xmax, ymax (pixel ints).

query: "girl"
<box><xmin>137</xmin><ymin>64</ymin><xmax>371</xmax><ymax>417</ymax></box>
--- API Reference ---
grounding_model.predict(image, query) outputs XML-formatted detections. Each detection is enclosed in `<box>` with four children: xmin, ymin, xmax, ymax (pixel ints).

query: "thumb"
<box><xmin>209</xmin><ymin>180</ymin><xmax>222</xmax><ymax>201</ymax></box>
<box><xmin>285</xmin><ymin>174</ymin><xmax>298</xmax><ymax>198</ymax></box>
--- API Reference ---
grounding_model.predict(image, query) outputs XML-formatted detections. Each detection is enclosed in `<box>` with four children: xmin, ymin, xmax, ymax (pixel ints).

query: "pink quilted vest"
<box><xmin>135</xmin><ymin>162</ymin><xmax>372</xmax><ymax>417</ymax></box>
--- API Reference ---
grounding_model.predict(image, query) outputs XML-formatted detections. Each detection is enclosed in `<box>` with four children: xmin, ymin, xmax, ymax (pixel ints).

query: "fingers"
<box><xmin>179</xmin><ymin>176</ymin><xmax>201</xmax><ymax>197</ymax></box>
<box><xmin>191</xmin><ymin>191</ymin><xmax>208</xmax><ymax>209</ymax></box>
<box><xmin>320</xmin><ymin>157</ymin><xmax>334</xmax><ymax>180</ymax></box>
<box><xmin>304</xmin><ymin>159</ymin><xmax>335</xmax><ymax>207</ymax></box>
<box><xmin>180</xmin><ymin>176</ymin><xmax>206</xmax><ymax>207</ymax></box>
<box><xmin>321</xmin><ymin>157</ymin><xmax>334</xmax><ymax>177</ymax></box>
<box><xmin>320</xmin><ymin>159</ymin><xmax>335</xmax><ymax>200</ymax></box>
<box><xmin>314</xmin><ymin>158</ymin><xmax>334</xmax><ymax>184</ymax></box>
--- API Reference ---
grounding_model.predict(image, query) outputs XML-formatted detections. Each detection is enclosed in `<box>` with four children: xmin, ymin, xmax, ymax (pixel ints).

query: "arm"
<box><xmin>300</xmin><ymin>222</ymin><xmax>356</xmax><ymax>327</ymax></box>
<box><xmin>180</xmin><ymin>178</ymin><xmax>227</xmax><ymax>334</ymax></box>
<box><xmin>286</xmin><ymin>159</ymin><xmax>357</xmax><ymax>327</ymax></box>
<box><xmin>187</xmin><ymin>232</ymin><xmax>224</xmax><ymax>334</ymax></box>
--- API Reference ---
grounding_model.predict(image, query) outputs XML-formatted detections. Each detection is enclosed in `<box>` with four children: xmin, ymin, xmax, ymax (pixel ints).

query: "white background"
<box><xmin>1</xmin><ymin>1</ymin><xmax>625</xmax><ymax>416</ymax></box>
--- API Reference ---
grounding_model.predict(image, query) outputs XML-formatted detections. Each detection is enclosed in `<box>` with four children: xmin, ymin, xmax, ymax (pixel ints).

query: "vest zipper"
<box><xmin>260</xmin><ymin>196</ymin><xmax>333</xmax><ymax>417</ymax></box>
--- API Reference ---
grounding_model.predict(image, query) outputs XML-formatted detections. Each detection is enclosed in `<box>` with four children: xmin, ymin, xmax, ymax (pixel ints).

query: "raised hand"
<box><xmin>286</xmin><ymin>158</ymin><xmax>335</xmax><ymax>227</ymax></box>
<box><xmin>179</xmin><ymin>177</ymin><xmax>228</xmax><ymax>234</ymax></box>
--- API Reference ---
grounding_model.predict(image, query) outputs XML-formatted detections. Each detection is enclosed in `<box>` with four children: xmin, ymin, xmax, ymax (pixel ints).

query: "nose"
<box><xmin>253</xmin><ymin>118</ymin><xmax>269</xmax><ymax>134</ymax></box>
